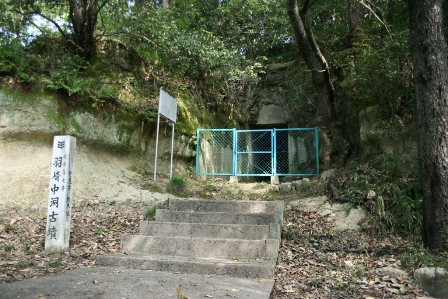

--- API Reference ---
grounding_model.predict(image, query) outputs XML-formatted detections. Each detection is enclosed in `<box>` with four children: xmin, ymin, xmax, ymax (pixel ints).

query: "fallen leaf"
<box><xmin>386</xmin><ymin>287</ymin><xmax>400</xmax><ymax>294</ymax></box>
<box><xmin>10</xmin><ymin>218</ymin><xmax>22</xmax><ymax>225</ymax></box>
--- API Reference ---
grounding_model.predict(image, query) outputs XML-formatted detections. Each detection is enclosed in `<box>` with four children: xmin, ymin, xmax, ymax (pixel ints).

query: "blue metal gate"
<box><xmin>196</xmin><ymin>128</ymin><xmax>319</xmax><ymax>177</ymax></box>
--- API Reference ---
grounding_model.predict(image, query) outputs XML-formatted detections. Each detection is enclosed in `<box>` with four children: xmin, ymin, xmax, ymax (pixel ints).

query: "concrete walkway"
<box><xmin>0</xmin><ymin>265</ymin><xmax>274</xmax><ymax>299</ymax></box>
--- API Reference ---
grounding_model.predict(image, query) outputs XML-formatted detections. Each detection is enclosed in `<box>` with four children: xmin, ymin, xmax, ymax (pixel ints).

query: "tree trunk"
<box><xmin>347</xmin><ymin>0</ymin><xmax>363</xmax><ymax>46</ymax></box>
<box><xmin>68</xmin><ymin>0</ymin><xmax>99</xmax><ymax>60</ymax></box>
<box><xmin>409</xmin><ymin>0</ymin><xmax>448</xmax><ymax>252</ymax></box>
<box><xmin>286</xmin><ymin>0</ymin><xmax>348</xmax><ymax>168</ymax></box>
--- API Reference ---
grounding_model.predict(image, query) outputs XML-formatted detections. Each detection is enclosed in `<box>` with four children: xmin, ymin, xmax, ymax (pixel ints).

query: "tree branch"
<box><xmin>97</xmin><ymin>31</ymin><xmax>158</xmax><ymax>48</ymax></box>
<box><xmin>14</xmin><ymin>9</ymin><xmax>71</xmax><ymax>42</ymax></box>
<box><xmin>357</xmin><ymin>0</ymin><xmax>392</xmax><ymax>36</ymax></box>
<box><xmin>329</xmin><ymin>184</ymin><xmax>350</xmax><ymax>203</ymax></box>
<box><xmin>98</xmin><ymin>0</ymin><xmax>110</xmax><ymax>12</ymax></box>
<box><xmin>301</xmin><ymin>0</ymin><xmax>319</xmax><ymax>14</ymax></box>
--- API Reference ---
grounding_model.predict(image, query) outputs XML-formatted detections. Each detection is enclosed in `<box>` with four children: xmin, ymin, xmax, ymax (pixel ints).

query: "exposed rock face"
<box><xmin>377</xmin><ymin>267</ymin><xmax>409</xmax><ymax>279</ymax></box>
<box><xmin>289</xmin><ymin>196</ymin><xmax>366</xmax><ymax>231</ymax></box>
<box><xmin>414</xmin><ymin>267</ymin><xmax>448</xmax><ymax>299</ymax></box>
<box><xmin>257</xmin><ymin>104</ymin><xmax>287</xmax><ymax>126</ymax></box>
<box><xmin>249</xmin><ymin>66</ymin><xmax>417</xmax><ymax>165</ymax></box>
<box><xmin>0</xmin><ymin>87</ymin><xmax>185</xmax><ymax>154</ymax></box>
<box><xmin>414</xmin><ymin>267</ymin><xmax>448</xmax><ymax>281</ymax></box>
<box><xmin>319</xmin><ymin>169</ymin><xmax>336</xmax><ymax>181</ymax></box>
<box><xmin>0</xmin><ymin>86</ymin><xmax>187</xmax><ymax>217</ymax></box>
<box><xmin>332</xmin><ymin>206</ymin><xmax>366</xmax><ymax>231</ymax></box>
<box><xmin>279</xmin><ymin>183</ymin><xmax>292</xmax><ymax>193</ymax></box>
<box><xmin>0</xmin><ymin>134</ymin><xmax>176</xmax><ymax>217</ymax></box>
<box><xmin>0</xmin><ymin>88</ymin><xmax>57</xmax><ymax>140</ymax></box>
<box><xmin>358</xmin><ymin>105</ymin><xmax>417</xmax><ymax>159</ymax></box>
<box><xmin>291</xmin><ymin>178</ymin><xmax>311</xmax><ymax>191</ymax></box>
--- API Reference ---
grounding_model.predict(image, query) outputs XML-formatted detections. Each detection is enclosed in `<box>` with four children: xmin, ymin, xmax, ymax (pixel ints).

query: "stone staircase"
<box><xmin>96</xmin><ymin>198</ymin><xmax>284</xmax><ymax>279</ymax></box>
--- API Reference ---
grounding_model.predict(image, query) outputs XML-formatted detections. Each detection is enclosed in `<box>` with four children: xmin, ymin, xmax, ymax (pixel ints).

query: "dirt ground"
<box><xmin>0</xmin><ymin>139</ymin><xmax>173</xmax><ymax>217</ymax></box>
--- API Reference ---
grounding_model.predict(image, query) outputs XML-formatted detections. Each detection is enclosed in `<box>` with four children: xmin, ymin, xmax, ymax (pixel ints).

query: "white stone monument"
<box><xmin>45</xmin><ymin>135</ymin><xmax>76</xmax><ymax>252</ymax></box>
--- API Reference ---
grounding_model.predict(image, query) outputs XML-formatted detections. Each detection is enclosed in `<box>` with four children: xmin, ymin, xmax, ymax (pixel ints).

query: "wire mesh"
<box><xmin>275</xmin><ymin>128</ymin><xmax>318</xmax><ymax>176</ymax></box>
<box><xmin>196</xmin><ymin>129</ymin><xmax>234</xmax><ymax>175</ymax></box>
<box><xmin>236</xmin><ymin>130</ymin><xmax>272</xmax><ymax>175</ymax></box>
<box><xmin>196</xmin><ymin>128</ymin><xmax>318</xmax><ymax>176</ymax></box>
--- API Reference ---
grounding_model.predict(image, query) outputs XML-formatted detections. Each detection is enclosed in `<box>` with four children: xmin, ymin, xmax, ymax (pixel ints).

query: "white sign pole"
<box><xmin>154</xmin><ymin>112</ymin><xmax>161</xmax><ymax>182</ymax></box>
<box><xmin>170</xmin><ymin>123</ymin><xmax>175</xmax><ymax>179</ymax></box>
<box><xmin>45</xmin><ymin>135</ymin><xmax>76</xmax><ymax>253</ymax></box>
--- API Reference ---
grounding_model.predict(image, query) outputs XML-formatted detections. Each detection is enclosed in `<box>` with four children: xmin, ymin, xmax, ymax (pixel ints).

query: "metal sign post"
<box><xmin>154</xmin><ymin>87</ymin><xmax>178</xmax><ymax>182</ymax></box>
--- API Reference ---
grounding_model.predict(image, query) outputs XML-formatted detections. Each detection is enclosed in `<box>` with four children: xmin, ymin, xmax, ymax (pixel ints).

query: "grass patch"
<box><xmin>3</xmin><ymin>244</ymin><xmax>13</xmax><ymax>252</ymax></box>
<box><xmin>167</xmin><ymin>176</ymin><xmax>188</xmax><ymax>195</ymax></box>
<box><xmin>144</xmin><ymin>204</ymin><xmax>165</xmax><ymax>220</ymax></box>
<box><xmin>335</xmin><ymin>154</ymin><xmax>423</xmax><ymax>239</ymax></box>
<box><xmin>141</xmin><ymin>183</ymin><xmax>163</xmax><ymax>193</ymax></box>
<box><xmin>49</xmin><ymin>259</ymin><xmax>63</xmax><ymax>268</ymax></box>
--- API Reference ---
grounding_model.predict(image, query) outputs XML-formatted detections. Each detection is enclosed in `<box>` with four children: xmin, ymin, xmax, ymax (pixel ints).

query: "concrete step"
<box><xmin>96</xmin><ymin>199</ymin><xmax>284</xmax><ymax>281</ymax></box>
<box><xmin>139</xmin><ymin>221</ymin><xmax>281</xmax><ymax>240</ymax></box>
<box><xmin>155</xmin><ymin>209</ymin><xmax>282</xmax><ymax>226</ymax></box>
<box><xmin>95</xmin><ymin>253</ymin><xmax>276</xmax><ymax>279</ymax></box>
<box><xmin>169</xmin><ymin>198</ymin><xmax>284</xmax><ymax>214</ymax></box>
<box><xmin>119</xmin><ymin>235</ymin><xmax>279</xmax><ymax>260</ymax></box>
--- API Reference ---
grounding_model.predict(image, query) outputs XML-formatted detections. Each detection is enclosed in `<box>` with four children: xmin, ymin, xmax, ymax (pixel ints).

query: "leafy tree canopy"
<box><xmin>0</xmin><ymin>0</ymin><xmax>444</xmax><ymax>131</ymax></box>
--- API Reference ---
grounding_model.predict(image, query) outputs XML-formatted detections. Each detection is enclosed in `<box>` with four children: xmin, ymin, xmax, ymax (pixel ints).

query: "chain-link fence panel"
<box><xmin>196</xmin><ymin>129</ymin><xmax>234</xmax><ymax>175</ymax></box>
<box><xmin>236</xmin><ymin>130</ymin><xmax>273</xmax><ymax>175</ymax></box>
<box><xmin>275</xmin><ymin>128</ymin><xmax>318</xmax><ymax>176</ymax></box>
<box><xmin>196</xmin><ymin>128</ymin><xmax>319</xmax><ymax>176</ymax></box>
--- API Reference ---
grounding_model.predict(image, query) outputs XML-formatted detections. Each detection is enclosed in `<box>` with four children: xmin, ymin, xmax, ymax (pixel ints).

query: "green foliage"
<box><xmin>144</xmin><ymin>207</ymin><xmax>157</xmax><ymax>220</ymax></box>
<box><xmin>92</xmin><ymin>227</ymin><xmax>104</xmax><ymax>235</ymax></box>
<box><xmin>49</xmin><ymin>259</ymin><xmax>63</xmax><ymax>268</ymax></box>
<box><xmin>3</xmin><ymin>223</ymin><xmax>12</xmax><ymax>233</ymax></box>
<box><xmin>0</xmin><ymin>0</ymin><xmax>430</xmax><ymax>147</ymax></box>
<box><xmin>400</xmin><ymin>244</ymin><xmax>442</xmax><ymax>269</ymax></box>
<box><xmin>3</xmin><ymin>244</ymin><xmax>13</xmax><ymax>252</ymax></box>
<box><xmin>167</xmin><ymin>176</ymin><xmax>188</xmax><ymax>194</ymax></box>
<box><xmin>337</xmin><ymin>154</ymin><xmax>423</xmax><ymax>239</ymax></box>
<box><xmin>335</xmin><ymin>31</ymin><xmax>413</xmax><ymax>118</ymax></box>
<box><xmin>144</xmin><ymin>204</ymin><xmax>165</xmax><ymax>220</ymax></box>
<box><xmin>42</xmin><ymin>54</ymin><xmax>89</xmax><ymax>96</ymax></box>
<box><xmin>176</xmin><ymin>284</ymin><xmax>187</xmax><ymax>299</ymax></box>
<box><xmin>141</xmin><ymin>183</ymin><xmax>163</xmax><ymax>193</ymax></box>
<box><xmin>0</xmin><ymin>38</ymin><xmax>38</xmax><ymax>82</ymax></box>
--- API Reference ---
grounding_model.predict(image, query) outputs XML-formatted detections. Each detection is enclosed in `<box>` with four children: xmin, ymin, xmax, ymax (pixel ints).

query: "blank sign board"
<box><xmin>159</xmin><ymin>89</ymin><xmax>177</xmax><ymax>123</ymax></box>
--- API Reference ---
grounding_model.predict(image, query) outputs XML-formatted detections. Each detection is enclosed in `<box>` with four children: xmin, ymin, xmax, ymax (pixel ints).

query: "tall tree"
<box><xmin>4</xmin><ymin>0</ymin><xmax>108</xmax><ymax>60</ymax></box>
<box><xmin>286</xmin><ymin>0</ymin><xmax>348</xmax><ymax>168</ymax></box>
<box><xmin>409</xmin><ymin>0</ymin><xmax>448</xmax><ymax>251</ymax></box>
<box><xmin>69</xmin><ymin>0</ymin><xmax>108</xmax><ymax>60</ymax></box>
